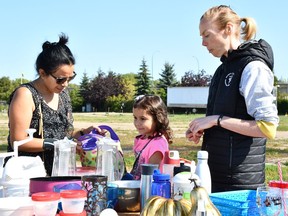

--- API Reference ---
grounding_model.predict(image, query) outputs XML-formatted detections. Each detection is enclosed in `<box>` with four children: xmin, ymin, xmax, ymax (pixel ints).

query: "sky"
<box><xmin>0</xmin><ymin>1</ymin><xmax>287</xmax><ymax>85</ymax></box>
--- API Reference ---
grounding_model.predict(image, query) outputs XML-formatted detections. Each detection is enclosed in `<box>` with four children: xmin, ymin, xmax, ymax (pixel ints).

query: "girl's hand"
<box><xmin>82</xmin><ymin>126</ymin><xmax>107</xmax><ymax>136</ymax></box>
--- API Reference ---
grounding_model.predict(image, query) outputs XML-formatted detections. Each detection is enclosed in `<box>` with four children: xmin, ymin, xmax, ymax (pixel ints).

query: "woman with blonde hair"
<box><xmin>186</xmin><ymin>5</ymin><xmax>278</xmax><ymax>192</ymax></box>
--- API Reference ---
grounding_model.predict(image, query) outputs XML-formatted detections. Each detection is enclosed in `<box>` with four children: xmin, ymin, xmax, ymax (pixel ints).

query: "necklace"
<box><xmin>131</xmin><ymin>138</ymin><xmax>154</xmax><ymax>172</ymax></box>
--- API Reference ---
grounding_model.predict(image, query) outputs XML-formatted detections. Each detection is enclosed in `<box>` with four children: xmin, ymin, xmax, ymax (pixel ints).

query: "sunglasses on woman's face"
<box><xmin>50</xmin><ymin>71</ymin><xmax>77</xmax><ymax>84</ymax></box>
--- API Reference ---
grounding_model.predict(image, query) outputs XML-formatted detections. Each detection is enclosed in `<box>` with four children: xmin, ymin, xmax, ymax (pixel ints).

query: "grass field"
<box><xmin>0</xmin><ymin>111</ymin><xmax>287</xmax><ymax>183</ymax></box>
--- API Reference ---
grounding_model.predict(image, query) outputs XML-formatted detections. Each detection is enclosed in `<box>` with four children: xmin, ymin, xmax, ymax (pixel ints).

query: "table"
<box><xmin>118</xmin><ymin>212</ymin><xmax>140</xmax><ymax>216</ymax></box>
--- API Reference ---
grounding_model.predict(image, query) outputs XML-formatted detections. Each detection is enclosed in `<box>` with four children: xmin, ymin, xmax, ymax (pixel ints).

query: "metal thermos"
<box><xmin>140</xmin><ymin>164</ymin><xmax>158</xmax><ymax>210</ymax></box>
<box><xmin>195</xmin><ymin>150</ymin><xmax>211</xmax><ymax>194</ymax></box>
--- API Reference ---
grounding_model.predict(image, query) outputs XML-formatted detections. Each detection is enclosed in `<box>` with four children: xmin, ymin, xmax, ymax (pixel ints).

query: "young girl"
<box><xmin>130</xmin><ymin>95</ymin><xmax>173</xmax><ymax>180</ymax></box>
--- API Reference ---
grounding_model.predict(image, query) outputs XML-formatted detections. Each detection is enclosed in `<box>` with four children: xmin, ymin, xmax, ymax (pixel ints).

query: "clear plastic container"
<box><xmin>269</xmin><ymin>180</ymin><xmax>288</xmax><ymax>216</ymax></box>
<box><xmin>60</xmin><ymin>190</ymin><xmax>87</xmax><ymax>214</ymax></box>
<box><xmin>31</xmin><ymin>192</ymin><xmax>60</xmax><ymax>216</ymax></box>
<box><xmin>52</xmin><ymin>139</ymin><xmax>77</xmax><ymax>177</ymax></box>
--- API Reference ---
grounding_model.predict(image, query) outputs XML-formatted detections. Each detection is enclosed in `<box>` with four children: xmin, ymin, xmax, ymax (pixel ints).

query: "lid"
<box><xmin>141</xmin><ymin>164</ymin><xmax>158</xmax><ymax>175</ymax></box>
<box><xmin>153</xmin><ymin>169</ymin><xmax>170</xmax><ymax>181</ymax></box>
<box><xmin>197</xmin><ymin>150</ymin><xmax>208</xmax><ymax>159</ymax></box>
<box><xmin>60</xmin><ymin>189</ymin><xmax>87</xmax><ymax>198</ymax></box>
<box><xmin>31</xmin><ymin>192</ymin><xmax>60</xmax><ymax>201</ymax></box>
<box><xmin>173</xmin><ymin>172</ymin><xmax>191</xmax><ymax>184</ymax></box>
<box><xmin>269</xmin><ymin>180</ymin><xmax>288</xmax><ymax>189</ymax></box>
<box><xmin>81</xmin><ymin>136</ymin><xmax>98</xmax><ymax>151</ymax></box>
<box><xmin>59</xmin><ymin>210</ymin><xmax>87</xmax><ymax>216</ymax></box>
<box><xmin>174</xmin><ymin>162</ymin><xmax>191</xmax><ymax>176</ymax></box>
<box><xmin>164</xmin><ymin>151</ymin><xmax>180</xmax><ymax>165</ymax></box>
<box><xmin>281</xmin><ymin>181</ymin><xmax>288</xmax><ymax>189</ymax></box>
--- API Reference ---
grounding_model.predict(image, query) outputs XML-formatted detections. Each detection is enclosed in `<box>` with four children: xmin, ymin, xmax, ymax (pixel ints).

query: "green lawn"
<box><xmin>1</xmin><ymin>112</ymin><xmax>287</xmax><ymax>183</ymax></box>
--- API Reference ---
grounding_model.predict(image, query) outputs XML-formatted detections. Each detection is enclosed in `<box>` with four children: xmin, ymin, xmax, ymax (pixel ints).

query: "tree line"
<box><xmin>1</xmin><ymin>58</ymin><xmax>287</xmax><ymax>114</ymax></box>
<box><xmin>0</xmin><ymin>58</ymin><xmax>212</xmax><ymax>113</ymax></box>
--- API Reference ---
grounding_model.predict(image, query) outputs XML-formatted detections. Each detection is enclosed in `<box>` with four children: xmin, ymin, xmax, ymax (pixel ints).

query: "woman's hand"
<box><xmin>76</xmin><ymin>140</ymin><xmax>84</xmax><ymax>155</ymax></box>
<box><xmin>186</xmin><ymin>115</ymin><xmax>218</xmax><ymax>144</ymax></box>
<box><xmin>186</xmin><ymin>129</ymin><xmax>204</xmax><ymax>144</ymax></box>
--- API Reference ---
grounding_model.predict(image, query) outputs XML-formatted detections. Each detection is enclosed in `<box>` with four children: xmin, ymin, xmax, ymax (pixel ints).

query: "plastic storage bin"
<box><xmin>209</xmin><ymin>190</ymin><xmax>259</xmax><ymax>216</ymax></box>
<box><xmin>60</xmin><ymin>190</ymin><xmax>87</xmax><ymax>214</ymax></box>
<box><xmin>31</xmin><ymin>192</ymin><xmax>60</xmax><ymax>216</ymax></box>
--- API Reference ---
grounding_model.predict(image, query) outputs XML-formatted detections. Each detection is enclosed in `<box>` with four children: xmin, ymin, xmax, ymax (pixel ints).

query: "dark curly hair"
<box><xmin>133</xmin><ymin>95</ymin><xmax>173</xmax><ymax>144</ymax></box>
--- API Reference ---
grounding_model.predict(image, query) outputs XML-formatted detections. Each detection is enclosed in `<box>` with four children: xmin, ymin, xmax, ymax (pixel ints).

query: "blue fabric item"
<box><xmin>53</xmin><ymin>183</ymin><xmax>82</xmax><ymax>192</ymax></box>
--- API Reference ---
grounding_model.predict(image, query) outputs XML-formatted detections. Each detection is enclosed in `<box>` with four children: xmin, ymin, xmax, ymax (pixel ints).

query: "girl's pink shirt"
<box><xmin>133</xmin><ymin>135</ymin><xmax>169</xmax><ymax>180</ymax></box>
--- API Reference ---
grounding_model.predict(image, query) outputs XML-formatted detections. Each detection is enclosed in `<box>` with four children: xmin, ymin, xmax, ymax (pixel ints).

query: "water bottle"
<box><xmin>151</xmin><ymin>169</ymin><xmax>171</xmax><ymax>198</ymax></box>
<box><xmin>140</xmin><ymin>164</ymin><xmax>158</xmax><ymax>210</ymax></box>
<box><xmin>173</xmin><ymin>161</ymin><xmax>191</xmax><ymax>176</ymax></box>
<box><xmin>163</xmin><ymin>151</ymin><xmax>180</xmax><ymax>189</ymax></box>
<box><xmin>195</xmin><ymin>150</ymin><xmax>211</xmax><ymax>194</ymax></box>
<box><xmin>172</xmin><ymin>172</ymin><xmax>194</xmax><ymax>200</ymax></box>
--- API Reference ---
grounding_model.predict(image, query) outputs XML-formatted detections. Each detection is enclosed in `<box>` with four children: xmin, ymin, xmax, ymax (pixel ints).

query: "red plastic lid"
<box><xmin>269</xmin><ymin>180</ymin><xmax>288</xmax><ymax>189</ymax></box>
<box><xmin>31</xmin><ymin>192</ymin><xmax>60</xmax><ymax>201</ymax></box>
<box><xmin>60</xmin><ymin>190</ymin><xmax>87</xmax><ymax>198</ymax></box>
<box><xmin>59</xmin><ymin>210</ymin><xmax>86</xmax><ymax>216</ymax></box>
<box><xmin>164</xmin><ymin>151</ymin><xmax>180</xmax><ymax>165</ymax></box>
<box><xmin>281</xmin><ymin>182</ymin><xmax>288</xmax><ymax>189</ymax></box>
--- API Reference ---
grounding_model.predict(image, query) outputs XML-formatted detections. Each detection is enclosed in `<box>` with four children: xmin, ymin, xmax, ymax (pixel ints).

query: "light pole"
<box><xmin>21</xmin><ymin>73</ymin><xmax>24</xmax><ymax>84</ymax></box>
<box><xmin>192</xmin><ymin>56</ymin><xmax>200</xmax><ymax>73</ymax></box>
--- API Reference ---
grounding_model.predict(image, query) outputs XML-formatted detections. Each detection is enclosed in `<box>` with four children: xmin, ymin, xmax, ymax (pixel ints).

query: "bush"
<box><xmin>106</xmin><ymin>95</ymin><xmax>133</xmax><ymax>112</ymax></box>
<box><xmin>277</xmin><ymin>98</ymin><xmax>288</xmax><ymax>115</ymax></box>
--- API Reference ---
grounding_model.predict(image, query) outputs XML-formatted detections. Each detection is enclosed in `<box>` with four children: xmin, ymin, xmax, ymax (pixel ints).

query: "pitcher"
<box><xmin>95</xmin><ymin>137</ymin><xmax>124</xmax><ymax>182</ymax></box>
<box><xmin>52</xmin><ymin>138</ymin><xmax>77</xmax><ymax>176</ymax></box>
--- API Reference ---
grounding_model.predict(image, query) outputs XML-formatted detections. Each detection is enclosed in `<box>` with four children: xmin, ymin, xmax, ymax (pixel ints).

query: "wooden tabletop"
<box><xmin>117</xmin><ymin>212</ymin><xmax>140</xmax><ymax>216</ymax></box>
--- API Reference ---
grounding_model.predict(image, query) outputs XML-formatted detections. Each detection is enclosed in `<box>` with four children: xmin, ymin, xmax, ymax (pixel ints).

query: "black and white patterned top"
<box><xmin>7</xmin><ymin>82</ymin><xmax>74</xmax><ymax>176</ymax></box>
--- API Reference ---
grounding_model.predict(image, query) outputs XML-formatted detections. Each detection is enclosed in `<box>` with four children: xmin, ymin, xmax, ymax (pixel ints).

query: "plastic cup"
<box><xmin>31</xmin><ymin>192</ymin><xmax>60</xmax><ymax>216</ymax></box>
<box><xmin>107</xmin><ymin>182</ymin><xmax>118</xmax><ymax>209</ymax></box>
<box><xmin>60</xmin><ymin>190</ymin><xmax>87</xmax><ymax>214</ymax></box>
<box><xmin>256</xmin><ymin>185</ymin><xmax>282</xmax><ymax>216</ymax></box>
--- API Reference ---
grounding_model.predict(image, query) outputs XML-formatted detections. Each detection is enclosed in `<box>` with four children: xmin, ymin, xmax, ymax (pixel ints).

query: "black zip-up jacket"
<box><xmin>203</xmin><ymin>39</ymin><xmax>274</xmax><ymax>192</ymax></box>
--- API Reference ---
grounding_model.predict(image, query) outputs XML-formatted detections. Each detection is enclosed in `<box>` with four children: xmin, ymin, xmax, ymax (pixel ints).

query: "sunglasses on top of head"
<box><xmin>50</xmin><ymin>71</ymin><xmax>77</xmax><ymax>84</ymax></box>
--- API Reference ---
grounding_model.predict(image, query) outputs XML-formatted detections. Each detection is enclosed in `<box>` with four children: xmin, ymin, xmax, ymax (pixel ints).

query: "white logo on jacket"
<box><xmin>225</xmin><ymin>73</ymin><xmax>234</xmax><ymax>86</ymax></box>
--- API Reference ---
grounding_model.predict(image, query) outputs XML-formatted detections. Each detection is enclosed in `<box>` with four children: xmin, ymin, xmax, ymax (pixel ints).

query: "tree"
<box><xmin>0</xmin><ymin>77</ymin><xmax>30</xmax><ymax>102</ymax></box>
<box><xmin>134</xmin><ymin>58</ymin><xmax>152</xmax><ymax>96</ymax></box>
<box><xmin>180</xmin><ymin>69</ymin><xmax>212</xmax><ymax>86</ymax></box>
<box><xmin>86</xmin><ymin>69</ymin><xmax>127</xmax><ymax>111</ymax></box>
<box><xmin>79</xmin><ymin>72</ymin><xmax>90</xmax><ymax>104</ymax></box>
<box><xmin>68</xmin><ymin>84</ymin><xmax>84</xmax><ymax>112</ymax></box>
<box><xmin>157</xmin><ymin>62</ymin><xmax>178</xmax><ymax>103</ymax></box>
<box><xmin>0</xmin><ymin>77</ymin><xmax>13</xmax><ymax>102</ymax></box>
<box><xmin>121</xmin><ymin>73</ymin><xmax>136</xmax><ymax>100</ymax></box>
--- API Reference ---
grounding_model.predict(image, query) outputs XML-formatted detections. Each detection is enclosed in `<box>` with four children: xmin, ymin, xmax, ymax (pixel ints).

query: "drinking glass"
<box><xmin>256</xmin><ymin>185</ymin><xmax>282</xmax><ymax>216</ymax></box>
<box><xmin>81</xmin><ymin>175</ymin><xmax>107</xmax><ymax>216</ymax></box>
